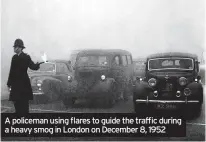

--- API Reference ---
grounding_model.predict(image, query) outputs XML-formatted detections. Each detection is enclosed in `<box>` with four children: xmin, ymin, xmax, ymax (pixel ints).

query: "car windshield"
<box><xmin>76</xmin><ymin>55</ymin><xmax>108</xmax><ymax>67</ymax></box>
<box><xmin>148</xmin><ymin>58</ymin><xmax>194</xmax><ymax>70</ymax></box>
<box><xmin>28</xmin><ymin>63</ymin><xmax>56</xmax><ymax>72</ymax></box>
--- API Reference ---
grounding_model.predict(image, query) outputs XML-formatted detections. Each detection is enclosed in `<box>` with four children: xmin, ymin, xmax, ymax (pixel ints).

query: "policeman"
<box><xmin>7</xmin><ymin>39</ymin><xmax>40</xmax><ymax>115</ymax></box>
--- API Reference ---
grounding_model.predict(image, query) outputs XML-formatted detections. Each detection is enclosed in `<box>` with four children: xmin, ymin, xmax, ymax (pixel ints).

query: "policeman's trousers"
<box><xmin>13</xmin><ymin>100</ymin><xmax>29</xmax><ymax>115</ymax></box>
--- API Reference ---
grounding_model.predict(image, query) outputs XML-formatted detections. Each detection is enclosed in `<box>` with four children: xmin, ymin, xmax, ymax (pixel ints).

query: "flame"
<box><xmin>41</xmin><ymin>53</ymin><xmax>47</xmax><ymax>63</ymax></box>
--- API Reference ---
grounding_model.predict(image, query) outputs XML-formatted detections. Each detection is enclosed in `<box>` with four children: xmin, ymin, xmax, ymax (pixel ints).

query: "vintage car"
<box><xmin>28</xmin><ymin>60</ymin><xmax>73</xmax><ymax>103</ymax></box>
<box><xmin>133</xmin><ymin>52</ymin><xmax>204</xmax><ymax>116</ymax></box>
<box><xmin>63</xmin><ymin>49</ymin><xmax>134</xmax><ymax>108</ymax></box>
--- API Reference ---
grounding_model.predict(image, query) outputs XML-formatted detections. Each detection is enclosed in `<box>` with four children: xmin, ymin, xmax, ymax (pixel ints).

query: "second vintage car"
<box><xmin>28</xmin><ymin>60</ymin><xmax>73</xmax><ymax>103</ymax></box>
<box><xmin>63</xmin><ymin>49</ymin><xmax>134</xmax><ymax>108</ymax></box>
<box><xmin>133</xmin><ymin>52</ymin><xmax>203</xmax><ymax>116</ymax></box>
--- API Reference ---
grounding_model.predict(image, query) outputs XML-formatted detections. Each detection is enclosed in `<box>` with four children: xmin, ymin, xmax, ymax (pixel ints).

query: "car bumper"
<box><xmin>33</xmin><ymin>92</ymin><xmax>44</xmax><ymax>95</ymax></box>
<box><xmin>135</xmin><ymin>97</ymin><xmax>200</xmax><ymax>104</ymax></box>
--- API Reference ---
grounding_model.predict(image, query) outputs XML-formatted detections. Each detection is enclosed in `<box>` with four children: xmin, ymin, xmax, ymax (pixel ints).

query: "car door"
<box><xmin>121</xmin><ymin>55</ymin><xmax>129</xmax><ymax>89</ymax></box>
<box><xmin>55</xmin><ymin>62</ymin><xmax>71</xmax><ymax>90</ymax></box>
<box><xmin>126</xmin><ymin>55</ymin><xmax>133</xmax><ymax>80</ymax></box>
<box><xmin>111</xmin><ymin>55</ymin><xmax>125</xmax><ymax>93</ymax></box>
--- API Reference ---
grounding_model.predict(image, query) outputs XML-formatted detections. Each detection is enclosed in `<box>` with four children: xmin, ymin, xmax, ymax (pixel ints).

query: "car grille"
<box><xmin>79</xmin><ymin>71</ymin><xmax>93</xmax><ymax>78</ymax></box>
<box><xmin>31</xmin><ymin>86</ymin><xmax>41</xmax><ymax>93</ymax></box>
<box><xmin>157</xmin><ymin>78</ymin><xmax>178</xmax><ymax>93</ymax></box>
<box><xmin>162</xmin><ymin>83</ymin><xmax>173</xmax><ymax>92</ymax></box>
<box><xmin>77</xmin><ymin>72</ymin><xmax>99</xmax><ymax>93</ymax></box>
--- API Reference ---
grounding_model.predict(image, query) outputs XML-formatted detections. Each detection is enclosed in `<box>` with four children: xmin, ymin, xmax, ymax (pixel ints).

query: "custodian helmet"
<box><xmin>13</xmin><ymin>39</ymin><xmax>25</xmax><ymax>49</ymax></box>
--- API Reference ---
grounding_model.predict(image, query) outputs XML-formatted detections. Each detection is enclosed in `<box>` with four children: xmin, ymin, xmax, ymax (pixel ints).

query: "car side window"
<box><xmin>127</xmin><ymin>55</ymin><xmax>132</xmax><ymax>64</ymax></box>
<box><xmin>113</xmin><ymin>56</ymin><xmax>120</xmax><ymax>65</ymax></box>
<box><xmin>122</xmin><ymin>55</ymin><xmax>127</xmax><ymax>66</ymax></box>
<box><xmin>57</xmin><ymin>63</ymin><xmax>69</xmax><ymax>73</ymax></box>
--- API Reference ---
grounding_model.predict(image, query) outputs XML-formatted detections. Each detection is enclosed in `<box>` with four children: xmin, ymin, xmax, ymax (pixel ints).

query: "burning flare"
<box><xmin>41</xmin><ymin>53</ymin><xmax>47</xmax><ymax>63</ymax></box>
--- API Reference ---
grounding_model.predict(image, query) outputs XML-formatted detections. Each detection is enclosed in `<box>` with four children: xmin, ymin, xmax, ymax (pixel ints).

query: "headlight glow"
<box><xmin>37</xmin><ymin>80</ymin><xmax>42</xmax><ymax>87</ymax></box>
<box><xmin>179</xmin><ymin>77</ymin><xmax>187</xmax><ymax>86</ymax></box>
<box><xmin>68</xmin><ymin>75</ymin><xmax>72</xmax><ymax>81</ymax></box>
<box><xmin>148</xmin><ymin>78</ymin><xmax>157</xmax><ymax>87</ymax></box>
<box><xmin>101</xmin><ymin>75</ymin><xmax>106</xmax><ymax>80</ymax></box>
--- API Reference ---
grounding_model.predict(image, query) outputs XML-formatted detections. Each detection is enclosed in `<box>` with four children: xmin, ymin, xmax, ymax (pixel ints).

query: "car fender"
<box><xmin>66</xmin><ymin>80</ymin><xmax>78</xmax><ymax>93</ymax></box>
<box><xmin>133</xmin><ymin>81</ymin><xmax>153</xmax><ymax>93</ymax></box>
<box><xmin>186</xmin><ymin>82</ymin><xmax>203</xmax><ymax>102</ymax></box>
<box><xmin>133</xmin><ymin>81</ymin><xmax>153</xmax><ymax>100</ymax></box>
<box><xmin>90</xmin><ymin>78</ymin><xmax>115</xmax><ymax>93</ymax></box>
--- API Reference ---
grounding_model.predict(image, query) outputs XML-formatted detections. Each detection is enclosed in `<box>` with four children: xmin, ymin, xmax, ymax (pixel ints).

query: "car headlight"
<box><xmin>68</xmin><ymin>75</ymin><xmax>72</xmax><ymax>81</ymax></box>
<box><xmin>148</xmin><ymin>78</ymin><xmax>157</xmax><ymax>87</ymax></box>
<box><xmin>136</xmin><ymin>77</ymin><xmax>143</xmax><ymax>81</ymax></box>
<box><xmin>179</xmin><ymin>77</ymin><xmax>187</xmax><ymax>86</ymax></box>
<box><xmin>37</xmin><ymin>80</ymin><xmax>42</xmax><ymax>87</ymax></box>
<box><xmin>101</xmin><ymin>75</ymin><xmax>106</xmax><ymax>81</ymax></box>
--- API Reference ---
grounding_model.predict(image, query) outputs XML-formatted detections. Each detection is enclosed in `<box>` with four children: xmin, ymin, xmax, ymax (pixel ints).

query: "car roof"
<box><xmin>146</xmin><ymin>52</ymin><xmax>198</xmax><ymax>60</ymax></box>
<box><xmin>77</xmin><ymin>49</ymin><xmax>132</xmax><ymax>56</ymax></box>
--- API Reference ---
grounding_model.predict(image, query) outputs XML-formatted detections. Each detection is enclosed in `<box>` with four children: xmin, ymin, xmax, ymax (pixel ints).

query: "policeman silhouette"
<box><xmin>7</xmin><ymin>39</ymin><xmax>40</xmax><ymax>115</ymax></box>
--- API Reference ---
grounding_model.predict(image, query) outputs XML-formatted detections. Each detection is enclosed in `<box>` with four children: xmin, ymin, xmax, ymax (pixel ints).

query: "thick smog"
<box><xmin>1</xmin><ymin>0</ymin><xmax>205</xmax><ymax>141</ymax></box>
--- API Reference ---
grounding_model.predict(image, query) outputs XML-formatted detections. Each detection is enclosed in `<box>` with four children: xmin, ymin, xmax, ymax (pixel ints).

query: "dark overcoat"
<box><xmin>7</xmin><ymin>52</ymin><xmax>40</xmax><ymax>101</ymax></box>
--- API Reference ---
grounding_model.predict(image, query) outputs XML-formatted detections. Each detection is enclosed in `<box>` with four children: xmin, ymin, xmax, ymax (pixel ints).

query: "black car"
<box><xmin>63</xmin><ymin>49</ymin><xmax>134</xmax><ymax>108</ymax></box>
<box><xmin>28</xmin><ymin>60</ymin><xmax>73</xmax><ymax>103</ymax></box>
<box><xmin>133</xmin><ymin>52</ymin><xmax>203</xmax><ymax>116</ymax></box>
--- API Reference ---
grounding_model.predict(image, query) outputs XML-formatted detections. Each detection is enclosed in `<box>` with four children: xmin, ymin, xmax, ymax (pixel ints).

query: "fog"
<box><xmin>1</xmin><ymin>0</ymin><xmax>205</xmax><ymax>92</ymax></box>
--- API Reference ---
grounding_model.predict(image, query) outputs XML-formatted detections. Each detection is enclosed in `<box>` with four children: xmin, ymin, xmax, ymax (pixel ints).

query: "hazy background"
<box><xmin>1</xmin><ymin>0</ymin><xmax>205</xmax><ymax>96</ymax></box>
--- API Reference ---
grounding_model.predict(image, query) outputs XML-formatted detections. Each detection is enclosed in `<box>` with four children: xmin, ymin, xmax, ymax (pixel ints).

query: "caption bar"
<box><xmin>1</xmin><ymin>113</ymin><xmax>186</xmax><ymax>137</ymax></box>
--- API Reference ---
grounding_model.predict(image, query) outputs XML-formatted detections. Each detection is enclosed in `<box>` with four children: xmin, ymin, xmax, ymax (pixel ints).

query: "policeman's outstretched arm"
<box><xmin>28</xmin><ymin>55</ymin><xmax>40</xmax><ymax>70</ymax></box>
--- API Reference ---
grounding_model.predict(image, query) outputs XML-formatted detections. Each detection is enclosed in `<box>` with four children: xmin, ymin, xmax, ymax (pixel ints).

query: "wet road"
<box><xmin>1</xmin><ymin>87</ymin><xmax>205</xmax><ymax>141</ymax></box>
